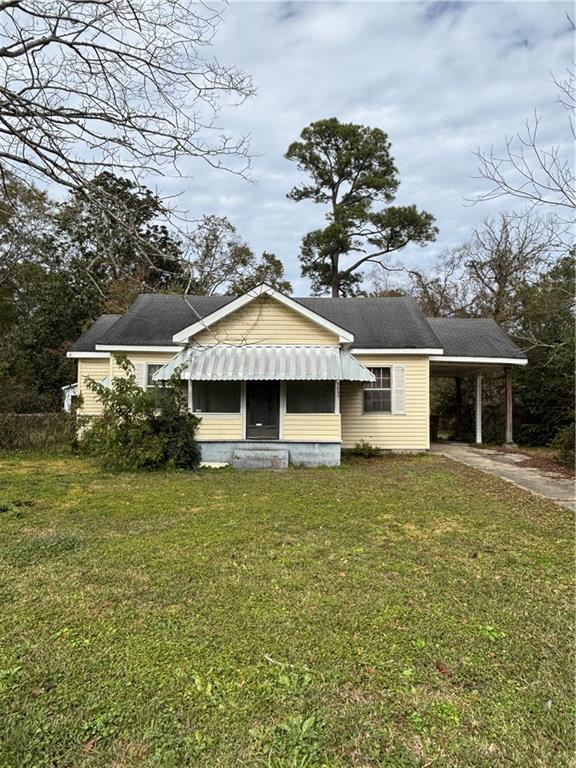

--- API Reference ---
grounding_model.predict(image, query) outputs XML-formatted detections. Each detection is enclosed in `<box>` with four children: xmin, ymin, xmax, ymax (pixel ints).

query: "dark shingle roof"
<box><xmin>297</xmin><ymin>297</ymin><xmax>442</xmax><ymax>349</ymax></box>
<box><xmin>91</xmin><ymin>293</ymin><xmax>442</xmax><ymax>350</ymax></box>
<box><xmin>96</xmin><ymin>295</ymin><xmax>233</xmax><ymax>348</ymax></box>
<box><xmin>70</xmin><ymin>314</ymin><xmax>121</xmax><ymax>351</ymax></box>
<box><xmin>427</xmin><ymin>318</ymin><xmax>526</xmax><ymax>359</ymax></box>
<box><xmin>71</xmin><ymin>294</ymin><xmax>525</xmax><ymax>361</ymax></box>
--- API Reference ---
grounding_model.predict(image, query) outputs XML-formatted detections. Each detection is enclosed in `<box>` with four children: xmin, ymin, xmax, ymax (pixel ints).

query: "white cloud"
<box><xmin>146</xmin><ymin>1</ymin><xmax>574</xmax><ymax>293</ymax></box>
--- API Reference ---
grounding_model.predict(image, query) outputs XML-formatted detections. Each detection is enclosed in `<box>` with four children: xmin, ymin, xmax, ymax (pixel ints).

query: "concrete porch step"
<box><xmin>232</xmin><ymin>447</ymin><xmax>289</xmax><ymax>470</ymax></box>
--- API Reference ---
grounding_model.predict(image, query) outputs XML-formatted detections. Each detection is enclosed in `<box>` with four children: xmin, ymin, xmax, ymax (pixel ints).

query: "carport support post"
<box><xmin>505</xmin><ymin>366</ymin><xmax>514</xmax><ymax>445</ymax></box>
<box><xmin>475</xmin><ymin>373</ymin><xmax>482</xmax><ymax>444</ymax></box>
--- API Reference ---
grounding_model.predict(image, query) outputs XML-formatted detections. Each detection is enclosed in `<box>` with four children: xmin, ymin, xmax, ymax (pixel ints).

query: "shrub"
<box><xmin>0</xmin><ymin>412</ymin><xmax>76</xmax><ymax>453</ymax></box>
<box><xmin>80</xmin><ymin>356</ymin><xmax>201</xmax><ymax>471</ymax></box>
<box><xmin>345</xmin><ymin>441</ymin><xmax>383</xmax><ymax>459</ymax></box>
<box><xmin>551</xmin><ymin>424</ymin><xmax>575</xmax><ymax>469</ymax></box>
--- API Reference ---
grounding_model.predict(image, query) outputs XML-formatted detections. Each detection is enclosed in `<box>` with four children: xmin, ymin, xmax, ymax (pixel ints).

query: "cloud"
<box><xmin>146</xmin><ymin>1</ymin><xmax>574</xmax><ymax>293</ymax></box>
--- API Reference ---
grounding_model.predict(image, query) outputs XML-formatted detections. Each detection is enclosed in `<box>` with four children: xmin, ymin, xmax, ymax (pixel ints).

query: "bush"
<box><xmin>80</xmin><ymin>356</ymin><xmax>201</xmax><ymax>471</ymax></box>
<box><xmin>551</xmin><ymin>424</ymin><xmax>575</xmax><ymax>469</ymax></box>
<box><xmin>345</xmin><ymin>441</ymin><xmax>383</xmax><ymax>459</ymax></box>
<box><xmin>0</xmin><ymin>412</ymin><xmax>76</xmax><ymax>453</ymax></box>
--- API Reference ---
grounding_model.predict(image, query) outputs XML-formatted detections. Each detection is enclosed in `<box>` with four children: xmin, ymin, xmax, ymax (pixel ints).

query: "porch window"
<box><xmin>286</xmin><ymin>381</ymin><xmax>335</xmax><ymax>413</ymax></box>
<box><xmin>363</xmin><ymin>367</ymin><xmax>392</xmax><ymax>413</ymax></box>
<box><xmin>193</xmin><ymin>381</ymin><xmax>241</xmax><ymax>413</ymax></box>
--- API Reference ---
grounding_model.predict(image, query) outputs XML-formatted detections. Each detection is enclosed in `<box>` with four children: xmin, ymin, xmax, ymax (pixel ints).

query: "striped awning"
<box><xmin>153</xmin><ymin>345</ymin><xmax>375</xmax><ymax>382</ymax></box>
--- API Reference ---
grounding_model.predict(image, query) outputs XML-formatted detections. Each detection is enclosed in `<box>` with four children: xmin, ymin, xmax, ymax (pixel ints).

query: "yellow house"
<box><xmin>68</xmin><ymin>284</ymin><xmax>527</xmax><ymax>467</ymax></box>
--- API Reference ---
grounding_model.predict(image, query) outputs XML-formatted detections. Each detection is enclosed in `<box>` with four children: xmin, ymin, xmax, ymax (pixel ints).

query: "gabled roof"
<box><xmin>171</xmin><ymin>285</ymin><xmax>355</xmax><ymax>344</ymax></box>
<box><xmin>88</xmin><ymin>291</ymin><xmax>443</xmax><ymax>351</ymax></box>
<box><xmin>428</xmin><ymin>318</ymin><xmax>526</xmax><ymax>361</ymax></box>
<box><xmin>67</xmin><ymin>290</ymin><xmax>526</xmax><ymax>363</ymax></box>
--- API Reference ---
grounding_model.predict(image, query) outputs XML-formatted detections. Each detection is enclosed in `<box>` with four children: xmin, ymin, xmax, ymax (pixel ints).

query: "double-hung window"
<box><xmin>363</xmin><ymin>367</ymin><xmax>392</xmax><ymax>413</ymax></box>
<box><xmin>146</xmin><ymin>364</ymin><xmax>163</xmax><ymax>388</ymax></box>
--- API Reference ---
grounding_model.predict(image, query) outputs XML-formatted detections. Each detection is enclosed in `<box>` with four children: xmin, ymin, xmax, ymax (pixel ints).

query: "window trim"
<box><xmin>362</xmin><ymin>366</ymin><xmax>392</xmax><ymax>415</ymax></box>
<box><xmin>190</xmin><ymin>380</ymin><xmax>242</xmax><ymax>415</ymax></box>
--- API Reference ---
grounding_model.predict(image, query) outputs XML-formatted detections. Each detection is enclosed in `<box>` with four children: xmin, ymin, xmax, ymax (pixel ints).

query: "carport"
<box><xmin>428</xmin><ymin>318</ymin><xmax>528</xmax><ymax>444</ymax></box>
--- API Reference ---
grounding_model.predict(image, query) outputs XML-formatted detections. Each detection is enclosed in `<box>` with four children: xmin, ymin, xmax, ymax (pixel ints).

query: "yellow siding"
<box><xmin>192</xmin><ymin>296</ymin><xmax>338</xmax><ymax>346</ymax></box>
<box><xmin>282</xmin><ymin>414</ymin><xmax>341</xmax><ymax>441</ymax></box>
<box><xmin>110</xmin><ymin>352</ymin><xmax>176</xmax><ymax>378</ymax></box>
<box><xmin>196</xmin><ymin>415</ymin><xmax>243</xmax><ymax>440</ymax></box>
<box><xmin>341</xmin><ymin>355</ymin><xmax>429</xmax><ymax>450</ymax></box>
<box><xmin>77</xmin><ymin>357</ymin><xmax>110</xmax><ymax>416</ymax></box>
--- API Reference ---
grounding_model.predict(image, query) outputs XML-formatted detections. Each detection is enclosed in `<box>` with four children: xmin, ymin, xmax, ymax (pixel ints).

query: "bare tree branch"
<box><xmin>472</xmin><ymin>24</ymin><xmax>576</xmax><ymax>219</ymax></box>
<box><xmin>0</xmin><ymin>1</ymin><xmax>255</xmax><ymax>191</ymax></box>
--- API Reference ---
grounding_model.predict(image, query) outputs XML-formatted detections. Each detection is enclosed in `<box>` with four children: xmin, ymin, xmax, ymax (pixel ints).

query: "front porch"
<box><xmin>152</xmin><ymin>344</ymin><xmax>375</xmax><ymax>466</ymax></box>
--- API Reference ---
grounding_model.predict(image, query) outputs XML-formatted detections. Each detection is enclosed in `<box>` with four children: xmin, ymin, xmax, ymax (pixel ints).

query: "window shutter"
<box><xmin>133</xmin><ymin>363</ymin><xmax>147</xmax><ymax>389</ymax></box>
<box><xmin>392</xmin><ymin>365</ymin><xmax>406</xmax><ymax>415</ymax></box>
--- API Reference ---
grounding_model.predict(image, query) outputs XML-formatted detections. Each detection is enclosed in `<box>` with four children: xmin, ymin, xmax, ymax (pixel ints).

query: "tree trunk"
<box><xmin>331</xmin><ymin>255</ymin><xmax>340</xmax><ymax>297</ymax></box>
<box><xmin>454</xmin><ymin>376</ymin><xmax>463</xmax><ymax>439</ymax></box>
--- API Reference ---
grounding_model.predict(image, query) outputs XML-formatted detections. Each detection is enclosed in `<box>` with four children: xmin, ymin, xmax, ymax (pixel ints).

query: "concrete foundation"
<box><xmin>198</xmin><ymin>441</ymin><xmax>341</xmax><ymax>468</ymax></box>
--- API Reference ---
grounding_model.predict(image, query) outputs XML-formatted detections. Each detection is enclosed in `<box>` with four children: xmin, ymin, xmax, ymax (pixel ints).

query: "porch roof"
<box><xmin>152</xmin><ymin>345</ymin><xmax>375</xmax><ymax>383</ymax></box>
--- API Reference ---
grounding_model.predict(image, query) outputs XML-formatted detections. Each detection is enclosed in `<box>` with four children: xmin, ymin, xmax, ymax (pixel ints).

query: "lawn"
<box><xmin>0</xmin><ymin>454</ymin><xmax>573</xmax><ymax>767</ymax></box>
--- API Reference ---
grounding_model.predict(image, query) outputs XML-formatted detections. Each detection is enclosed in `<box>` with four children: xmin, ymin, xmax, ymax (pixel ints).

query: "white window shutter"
<box><xmin>392</xmin><ymin>365</ymin><xmax>406</xmax><ymax>415</ymax></box>
<box><xmin>133</xmin><ymin>363</ymin><xmax>147</xmax><ymax>389</ymax></box>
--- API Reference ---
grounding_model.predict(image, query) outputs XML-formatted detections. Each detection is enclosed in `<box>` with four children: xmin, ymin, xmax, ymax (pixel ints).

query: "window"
<box><xmin>146</xmin><ymin>364</ymin><xmax>163</xmax><ymax>388</ymax></box>
<box><xmin>363</xmin><ymin>367</ymin><xmax>391</xmax><ymax>413</ymax></box>
<box><xmin>286</xmin><ymin>381</ymin><xmax>335</xmax><ymax>413</ymax></box>
<box><xmin>193</xmin><ymin>381</ymin><xmax>241</xmax><ymax>413</ymax></box>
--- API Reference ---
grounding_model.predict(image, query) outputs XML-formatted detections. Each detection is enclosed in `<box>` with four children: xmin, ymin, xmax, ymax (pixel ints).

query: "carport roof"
<box><xmin>427</xmin><ymin>318</ymin><xmax>526</xmax><ymax>361</ymax></box>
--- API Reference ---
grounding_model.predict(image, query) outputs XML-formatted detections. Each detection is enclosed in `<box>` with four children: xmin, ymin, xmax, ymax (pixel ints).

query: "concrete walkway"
<box><xmin>432</xmin><ymin>443</ymin><xmax>575</xmax><ymax>511</ymax></box>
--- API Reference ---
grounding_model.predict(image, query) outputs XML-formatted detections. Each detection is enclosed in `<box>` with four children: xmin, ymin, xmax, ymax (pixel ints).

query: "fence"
<box><xmin>0</xmin><ymin>413</ymin><xmax>76</xmax><ymax>452</ymax></box>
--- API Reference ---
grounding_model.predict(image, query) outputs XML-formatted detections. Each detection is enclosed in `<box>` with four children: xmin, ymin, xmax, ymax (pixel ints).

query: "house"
<box><xmin>67</xmin><ymin>284</ymin><xmax>527</xmax><ymax>466</ymax></box>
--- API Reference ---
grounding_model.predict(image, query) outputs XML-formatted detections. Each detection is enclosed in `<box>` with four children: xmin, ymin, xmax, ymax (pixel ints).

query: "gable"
<box><xmin>190</xmin><ymin>295</ymin><xmax>340</xmax><ymax>346</ymax></box>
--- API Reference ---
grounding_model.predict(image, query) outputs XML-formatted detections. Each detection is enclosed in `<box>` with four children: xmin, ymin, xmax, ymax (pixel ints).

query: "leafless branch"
<box><xmin>0</xmin><ymin>1</ymin><xmax>255</xmax><ymax>191</ymax></box>
<box><xmin>472</xmin><ymin>33</ymin><xmax>576</xmax><ymax>219</ymax></box>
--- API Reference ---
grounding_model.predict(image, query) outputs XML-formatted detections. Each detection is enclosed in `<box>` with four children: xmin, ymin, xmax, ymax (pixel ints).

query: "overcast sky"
<box><xmin>156</xmin><ymin>1</ymin><xmax>573</xmax><ymax>294</ymax></box>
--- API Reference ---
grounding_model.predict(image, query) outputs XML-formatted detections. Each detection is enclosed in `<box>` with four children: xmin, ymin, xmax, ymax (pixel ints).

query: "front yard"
<box><xmin>0</xmin><ymin>454</ymin><xmax>573</xmax><ymax>767</ymax></box>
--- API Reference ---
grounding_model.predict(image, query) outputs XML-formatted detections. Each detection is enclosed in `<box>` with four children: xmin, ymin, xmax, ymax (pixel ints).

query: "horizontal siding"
<box><xmin>196</xmin><ymin>415</ymin><xmax>244</xmax><ymax>440</ymax></box>
<box><xmin>341</xmin><ymin>355</ymin><xmax>429</xmax><ymax>450</ymax></box>
<box><xmin>282</xmin><ymin>414</ymin><xmax>341</xmax><ymax>441</ymax></box>
<box><xmin>193</xmin><ymin>296</ymin><xmax>338</xmax><ymax>346</ymax></box>
<box><xmin>110</xmin><ymin>352</ymin><xmax>176</xmax><ymax>379</ymax></box>
<box><xmin>77</xmin><ymin>357</ymin><xmax>110</xmax><ymax>416</ymax></box>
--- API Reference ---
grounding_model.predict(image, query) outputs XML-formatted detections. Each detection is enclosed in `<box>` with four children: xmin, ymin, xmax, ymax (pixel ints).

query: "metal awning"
<box><xmin>153</xmin><ymin>345</ymin><xmax>375</xmax><ymax>382</ymax></box>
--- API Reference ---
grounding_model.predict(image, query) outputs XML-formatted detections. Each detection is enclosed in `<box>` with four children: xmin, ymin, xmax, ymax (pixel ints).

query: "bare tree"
<box><xmin>0</xmin><ymin>1</ymin><xmax>254</xmax><ymax>192</ymax></box>
<box><xmin>473</xmin><ymin>18</ymin><xmax>575</xmax><ymax>217</ymax></box>
<box><xmin>407</xmin><ymin>212</ymin><xmax>560</xmax><ymax>327</ymax></box>
<box><xmin>464</xmin><ymin>213</ymin><xmax>559</xmax><ymax>326</ymax></box>
<box><xmin>406</xmin><ymin>247</ymin><xmax>476</xmax><ymax>317</ymax></box>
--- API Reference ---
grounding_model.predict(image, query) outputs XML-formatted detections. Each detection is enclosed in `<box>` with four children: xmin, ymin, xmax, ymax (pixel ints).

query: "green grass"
<box><xmin>0</xmin><ymin>453</ymin><xmax>573</xmax><ymax>767</ymax></box>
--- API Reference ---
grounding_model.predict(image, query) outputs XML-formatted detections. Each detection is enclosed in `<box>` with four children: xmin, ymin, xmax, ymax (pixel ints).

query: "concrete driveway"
<box><xmin>432</xmin><ymin>443</ymin><xmax>575</xmax><ymax>511</ymax></box>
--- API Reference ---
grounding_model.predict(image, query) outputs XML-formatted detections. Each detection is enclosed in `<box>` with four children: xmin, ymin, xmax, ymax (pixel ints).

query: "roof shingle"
<box><xmin>427</xmin><ymin>317</ymin><xmax>525</xmax><ymax>359</ymax></box>
<box><xmin>70</xmin><ymin>314</ymin><xmax>121</xmax><ymax>351</ymax></box>
<box><xmin>70</xmin><ymin>293</ymin><xmax>526</xmax><ymax>361</ymax></box>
